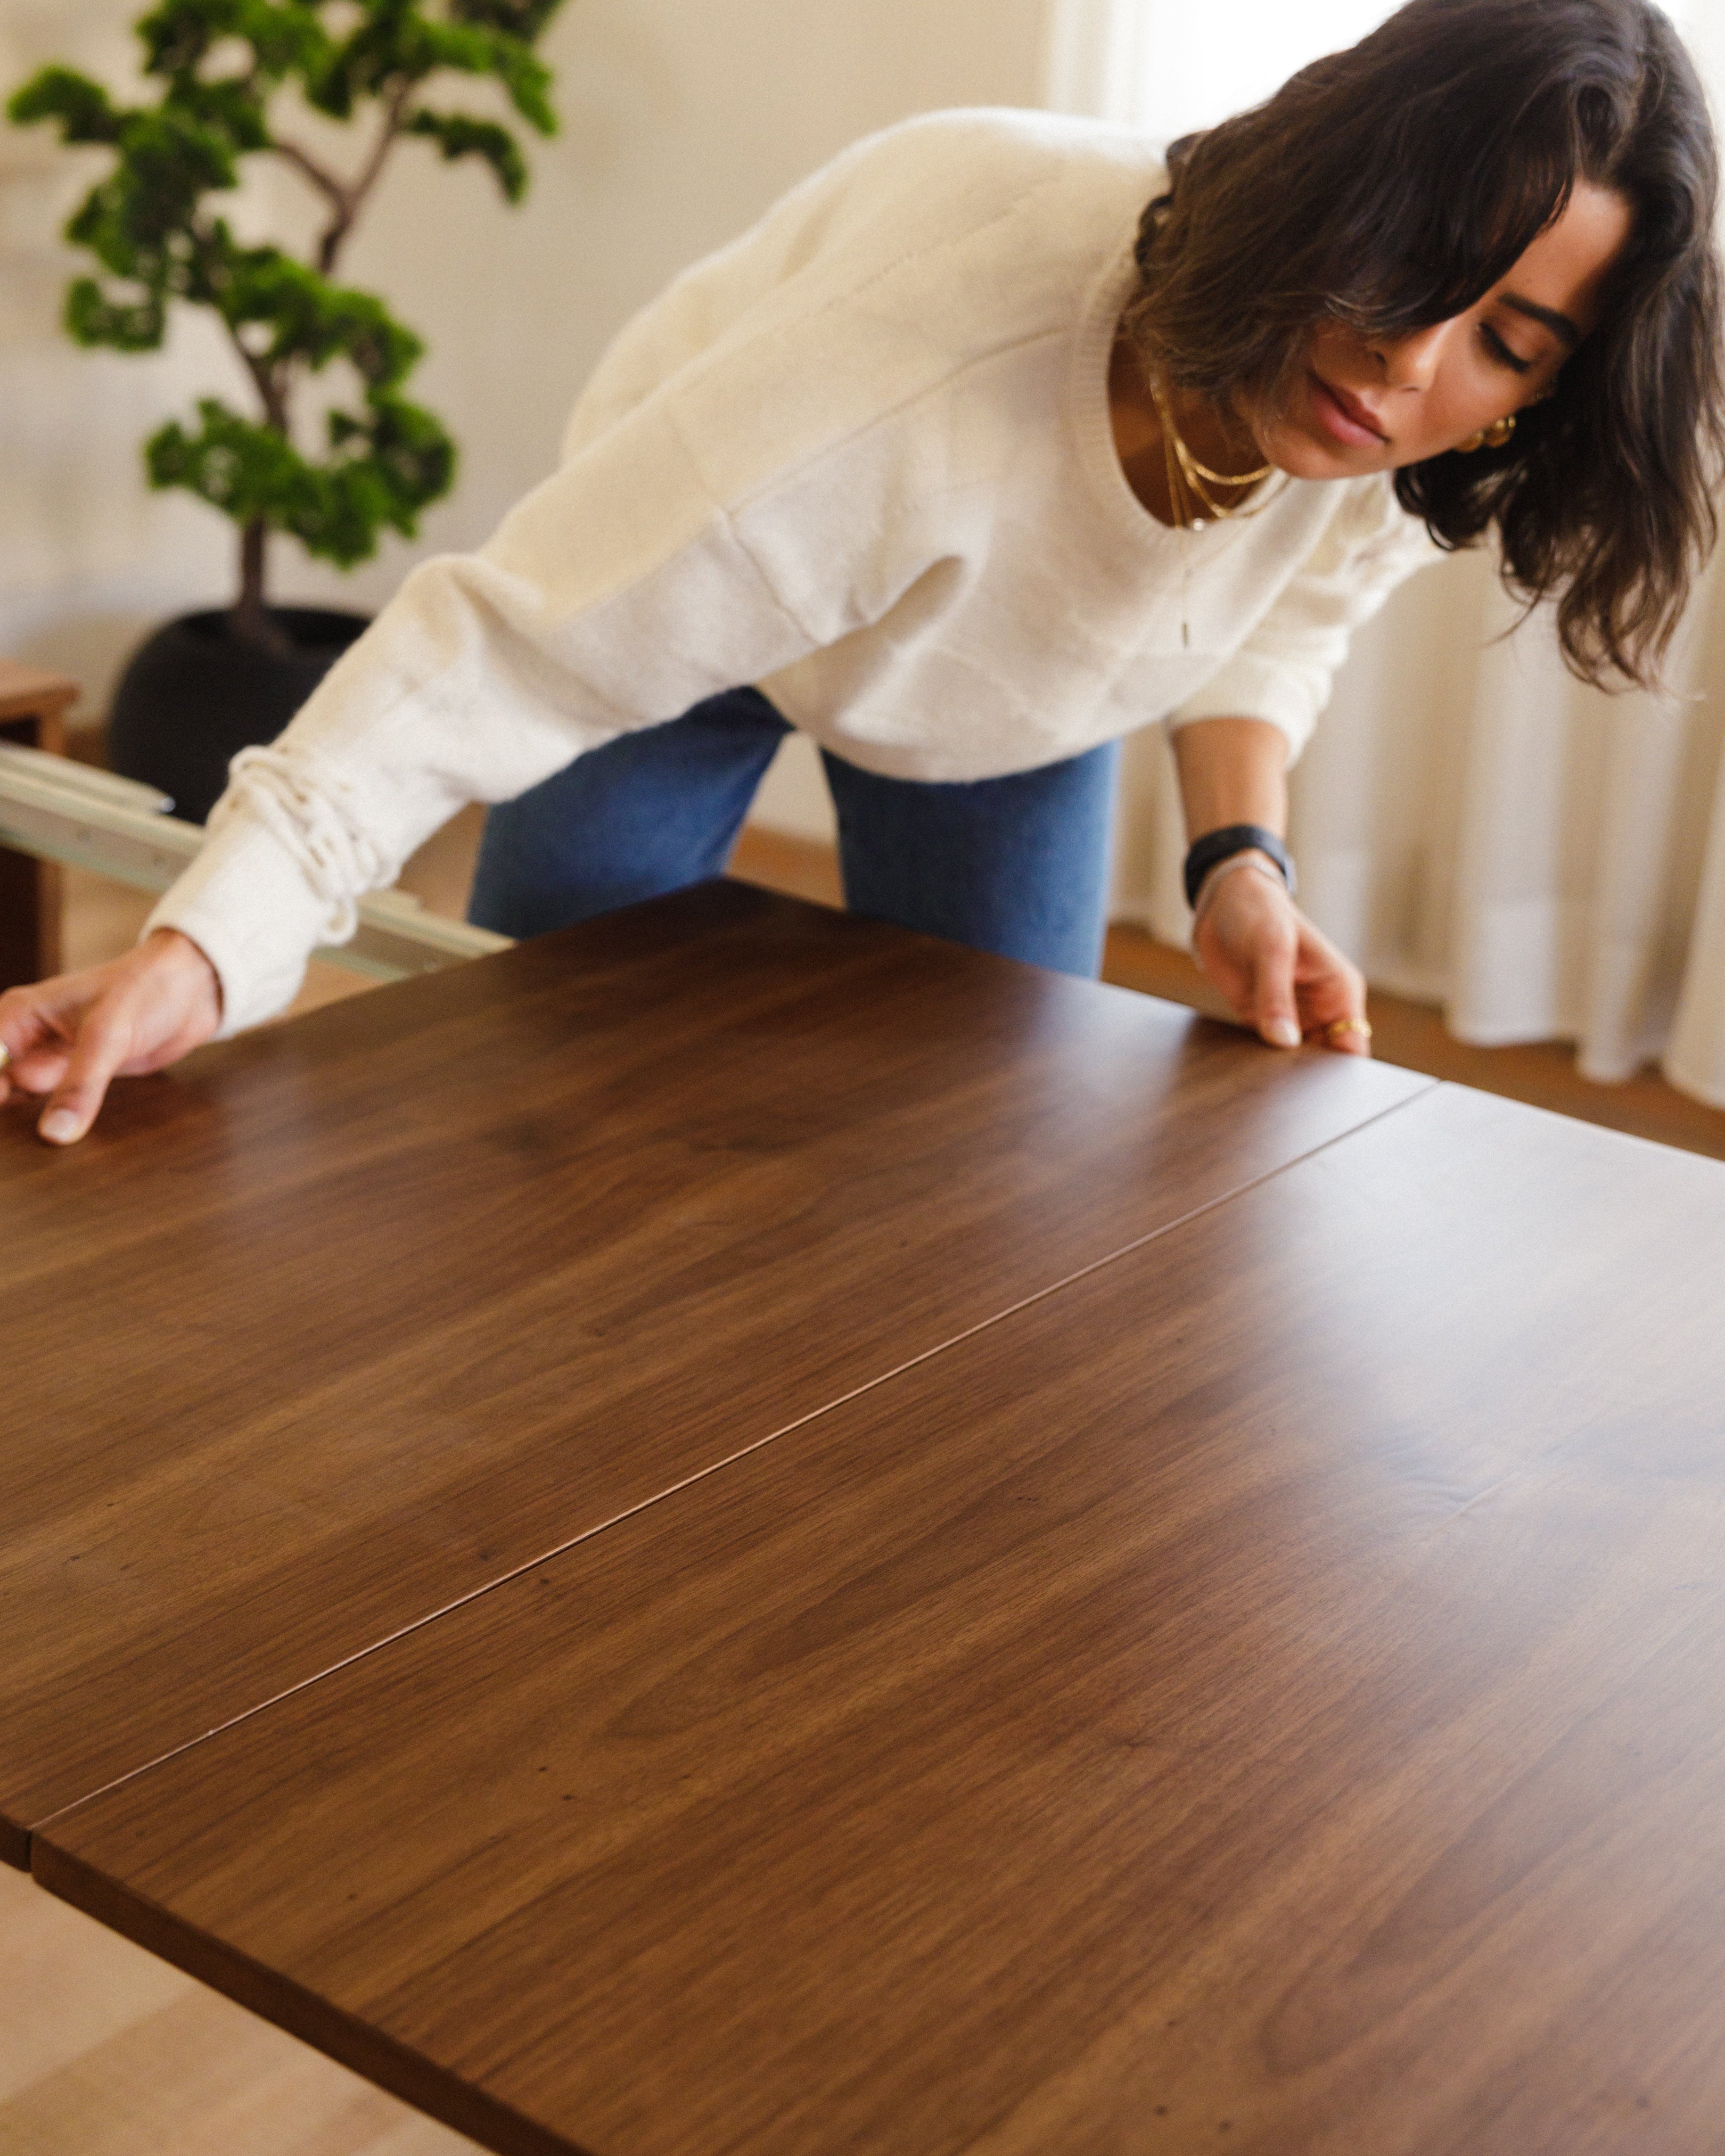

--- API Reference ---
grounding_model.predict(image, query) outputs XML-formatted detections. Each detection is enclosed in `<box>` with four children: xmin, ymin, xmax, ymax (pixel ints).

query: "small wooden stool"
<box><xmin>0</xmin><ymin>660</ymin><xmax>80</xmax><ymax>990</ymax></box>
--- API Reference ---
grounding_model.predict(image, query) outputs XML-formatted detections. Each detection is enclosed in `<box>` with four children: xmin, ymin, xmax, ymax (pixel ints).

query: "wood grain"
<box><xmin>36</xmin><ymin>1084</ymin><xmax>1725</xmax><ymax>2156</ymax></box>
<box><xmin>0</xmin><ymin>880</ymin><xmax>1425</xmax><ymax>1860</ymax></box>
<box><xmin>1098</xmin><ymin>912</ymin><xmax>1725</xmax><ymax>1164</ymax></box>
<box><xmin>729</xmin><ymin>824</ymin><xmax>1725</xmax><ymax>1164</ymax></box>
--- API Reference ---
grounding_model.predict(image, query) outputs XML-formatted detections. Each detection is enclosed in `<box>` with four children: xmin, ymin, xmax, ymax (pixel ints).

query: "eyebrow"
<box><xmin>1499</xmin><ymin>293</ymin><xmax>1582</xmax><ymax>351</ymax></box>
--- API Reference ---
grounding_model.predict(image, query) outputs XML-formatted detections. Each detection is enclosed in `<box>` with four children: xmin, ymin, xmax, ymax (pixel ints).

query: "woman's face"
<box><xmin>1247</xmin><ymin>181</ymin><xmax>1634</xmax><ymax>478</ymax></box>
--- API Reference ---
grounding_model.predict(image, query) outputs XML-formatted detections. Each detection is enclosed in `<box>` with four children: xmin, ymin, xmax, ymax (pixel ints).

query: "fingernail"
<box><xmin>1268</xmin><ymin>1019</ymin><xmax>1302</xmax><ymax>1048</ymax></box>
<box><xmin>40</xmin><ymin>1110</ymin><xmax>80</xmax><ymax>1143</ymax></box>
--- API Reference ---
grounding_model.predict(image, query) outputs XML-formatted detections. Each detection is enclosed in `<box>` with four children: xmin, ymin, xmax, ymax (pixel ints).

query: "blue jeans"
<box><xmin>469</xmin><ymin>688</ymin><xmax>1119</xmax><ymax>977</ymax></box>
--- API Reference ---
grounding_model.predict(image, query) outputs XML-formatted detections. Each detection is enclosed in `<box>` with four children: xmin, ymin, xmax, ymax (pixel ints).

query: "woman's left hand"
<box><xmin>1190</xmin><ymin>858</ymin><xmax>1371</xmax><ymax>1054</ymax></box>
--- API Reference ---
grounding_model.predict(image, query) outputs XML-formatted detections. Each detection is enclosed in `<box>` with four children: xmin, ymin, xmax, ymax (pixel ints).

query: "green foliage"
<box><xmin>405</xmin><ymin>110</ymin><xmax>526</xmax><ymax>200</ymax></box>
<box><xmin>6</xmin><ymin>0</ymin><xmax>566</xmax><ymax>609</ymax></box>
<box><xmin>9</xmin><ymin>67</ymin><xmax>124</xmax><ymax>144</ymax></box>
<box><xmin>148</xmin><ymin>389</ymin><xmax>455</xmax><ymax>565</ymax></box>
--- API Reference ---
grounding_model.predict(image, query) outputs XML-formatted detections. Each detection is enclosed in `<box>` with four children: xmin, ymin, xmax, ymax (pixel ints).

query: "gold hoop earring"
<box><xmin>1457</xmin><ymin>413</ymin><xmax>1517</xmax><ymax>455</ymax></box>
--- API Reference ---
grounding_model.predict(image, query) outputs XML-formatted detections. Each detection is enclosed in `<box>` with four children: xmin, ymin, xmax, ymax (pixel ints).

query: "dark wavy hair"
<box><xmin>1122</xmin><ymin>0</ymin><xmax>1725</xmax><ymax>689</ymax></box>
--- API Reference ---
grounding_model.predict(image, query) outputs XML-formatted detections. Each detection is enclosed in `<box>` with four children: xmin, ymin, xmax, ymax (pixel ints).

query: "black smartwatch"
<box><xmin>1182</xmin><ymin>823</ymin><xmax>1296</xmax><ymax>912</ymax></box>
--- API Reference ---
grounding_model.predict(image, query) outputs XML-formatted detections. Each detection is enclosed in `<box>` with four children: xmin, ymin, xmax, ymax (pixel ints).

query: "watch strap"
<box><xmin>1182</xmin><ymin>823</ymin><xmax>1296</xmax><ymax>911</ymax></box>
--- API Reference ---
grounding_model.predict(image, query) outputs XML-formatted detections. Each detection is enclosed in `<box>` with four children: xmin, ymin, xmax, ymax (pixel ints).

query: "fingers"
<box><xmin>3</xmin><ymin>1047</ymin><xmax>75</xmax><ymax>1104</ymax></box>
<box><xmin>1191</xmin><ymin>875</ymin><xmax>1371</xmax><ymax>1056</ymax></box>
<box><xmin>1204</xmin><ymin>892</ymin><xmax>1303</xmax><ymax>1048</ymax></box>
<box><xmin>1</xmin><ymin>932</ymin><xmax>223</xmax><ymax>1145</ymax></box>
<box><xmin>1193</xmin><ymin>887</ymin><xmax>1301</xmax><ymax>1048</ymax></box>
<box><xmin>38</xmin><ymin>1009</ymin><xmax>136</xmax><ymax>1144</ymax></box>
<box><xmin>1</xmin><ymin>976</ymin><xmax>138</xmax><ymax>1142</ymax></box>
<box><xmin>1320</xmin><ymin>1013</ymin><xmax>1373</xmax><ymax>1056</ymax></box>
<box><xmin>1246</xmin><ymin>925</ymin><xmax>1304</xmax><ymax>1050</ymax></box>
<box><xmin>1292</xmin><ymin>925</ymin><xmax>1371</xmax><ymax>1054</ymax></box>
<box><xmin>0</xmin><ymin>982</ymin><xmax>76</xmax><ymax>1107</ymax></box>
<box><xmin>1</xmin><ymin>980</ymin><xmax>105</xmax><ymax>1141</ymax></box>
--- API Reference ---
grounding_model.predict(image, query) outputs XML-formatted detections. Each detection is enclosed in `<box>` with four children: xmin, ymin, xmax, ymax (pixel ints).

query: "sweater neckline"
<box><xmin>1068</xmin><ymin>222</ymin><xmax>1274</xmax><ymax>573</ymax></box>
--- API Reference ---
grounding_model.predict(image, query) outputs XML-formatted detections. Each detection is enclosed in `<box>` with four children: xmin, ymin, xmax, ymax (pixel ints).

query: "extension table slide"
<box><xmin>9</xmin><ymin>880</ymin><xmax>1725</xmax><ymax>2154</ymax></box>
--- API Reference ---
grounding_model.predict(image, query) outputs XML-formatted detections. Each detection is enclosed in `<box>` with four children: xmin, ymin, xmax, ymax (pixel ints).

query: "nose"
<box><xmin>1371</xmin><ymin>319</ymin><xmax>1453</xmax><ymax>392</ymax></box>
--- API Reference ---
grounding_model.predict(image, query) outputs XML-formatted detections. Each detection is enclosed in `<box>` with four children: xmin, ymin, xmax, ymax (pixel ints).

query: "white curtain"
<box><xmin>1050</xmin><ymin>0</ymin><xmax>1725</xmax><ymax>1108</ymax></box>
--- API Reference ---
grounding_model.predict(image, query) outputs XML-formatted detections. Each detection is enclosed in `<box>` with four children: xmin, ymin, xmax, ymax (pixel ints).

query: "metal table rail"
<box><xmin>0</xmin><ymin>741</ymin><xmax>511</xmax><ymax>983</ymax></box>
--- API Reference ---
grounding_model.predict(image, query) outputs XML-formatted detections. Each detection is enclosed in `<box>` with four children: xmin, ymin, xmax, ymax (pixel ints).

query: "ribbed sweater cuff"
<box><xmin>143</xmin><ymin>816</ymin><xmax>336</xmax><ymax>1036</ymax></box>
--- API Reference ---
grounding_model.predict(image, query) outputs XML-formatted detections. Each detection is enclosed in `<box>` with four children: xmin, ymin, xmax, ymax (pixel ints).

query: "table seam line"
<box><xmin>27</xmin><ymin>1072</ymin><xmax>1439</xmax><ymax>1858</ymax></box>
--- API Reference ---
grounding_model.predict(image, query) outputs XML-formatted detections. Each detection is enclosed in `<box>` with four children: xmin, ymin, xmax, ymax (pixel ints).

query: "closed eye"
<box><xmin>1480</xmin><ymin>322</ymin><xmax>1534</xmax><ymax>375</ymax></box>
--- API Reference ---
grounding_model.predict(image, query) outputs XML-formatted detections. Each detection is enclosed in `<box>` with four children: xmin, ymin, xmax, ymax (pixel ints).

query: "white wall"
<box><xmin>0</xmin><ymin>0</ymin><xmax>1045</xmax><ymax>831</ymax></box>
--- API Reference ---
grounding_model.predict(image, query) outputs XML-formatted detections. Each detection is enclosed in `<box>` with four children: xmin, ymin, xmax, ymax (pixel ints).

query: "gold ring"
<box><xmin>1325</xmin><ymin>1018</ymin><xmax>1373</xmax><ymax>1041</ymax></box>
<box><xmin>0</xmin><ymin>1043</ymin><xmax>10</xmax><ymax>1076</ymax></box>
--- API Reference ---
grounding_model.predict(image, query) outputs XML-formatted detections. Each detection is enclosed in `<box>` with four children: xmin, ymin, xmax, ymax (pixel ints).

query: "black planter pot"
<box><xmin>108</xmin><ymin>606</ymin><xmax>370</xmax><ymax>825</ymax></box>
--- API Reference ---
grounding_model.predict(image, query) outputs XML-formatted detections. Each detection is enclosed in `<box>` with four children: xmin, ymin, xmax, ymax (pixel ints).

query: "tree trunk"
<box><xmin>229</xmin><ymin>517</ymin><xmax>292</xmax><ymax>654</ymax></box>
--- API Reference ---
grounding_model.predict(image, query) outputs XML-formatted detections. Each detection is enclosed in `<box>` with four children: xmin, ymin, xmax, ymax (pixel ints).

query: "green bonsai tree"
<box><xmin>8</xmin><ymin>0</ymin><xmax>566</xmax><ymax>649</ymax></box>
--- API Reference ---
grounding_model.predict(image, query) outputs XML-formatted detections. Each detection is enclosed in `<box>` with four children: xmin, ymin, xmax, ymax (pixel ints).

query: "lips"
<box><xmin>1309</xmin><ymin>372</ymin><xmax>1389</xmax><ymax>448</ymax></box>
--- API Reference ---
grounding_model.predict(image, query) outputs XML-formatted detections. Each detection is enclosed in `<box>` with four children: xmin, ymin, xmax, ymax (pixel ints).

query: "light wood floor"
<box><xmin>0</xmin><ymin>1862</ymin><xmax>479</xmax><ymax>2154</ymax></box>
<box><xmin>11</xmin><ymin>804</ymin><xmax>1724</xmax><ymax>2156</ymax></box>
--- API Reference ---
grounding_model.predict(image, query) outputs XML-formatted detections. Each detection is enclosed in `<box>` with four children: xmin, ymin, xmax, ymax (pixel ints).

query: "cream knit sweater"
<box><xmin>149</xmin><ymin>106</ymin><xmax>1440</xmax><ymax>1031</ymax></box>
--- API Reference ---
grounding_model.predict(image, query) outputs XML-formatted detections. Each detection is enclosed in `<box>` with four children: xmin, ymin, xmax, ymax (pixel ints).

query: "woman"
<box><xmin>3</xmin><ymin>0</ymin><xmax>1720</xmax><ymax>1143</ymax></box>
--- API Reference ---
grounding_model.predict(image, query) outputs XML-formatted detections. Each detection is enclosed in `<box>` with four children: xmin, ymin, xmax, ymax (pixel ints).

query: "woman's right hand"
<box><xmin>0</xmin><ymin>928</ymin><xmax>224</xmax><ymax>1145</ymax></box>
<box><xmin>1191</xmin><ymin>854</ymin><xmax>1371</xmax><ymax>1054</ymax></box>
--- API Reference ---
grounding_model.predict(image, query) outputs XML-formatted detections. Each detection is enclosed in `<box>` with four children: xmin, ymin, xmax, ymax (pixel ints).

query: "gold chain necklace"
<box><xmin>1173</xmin><ymin>434</ymin><xmax>1277</xmax><ymax>490</ymax></box>
<box><xmin>1146</xmin><ymin>372</ymin><xmax>1280</xmax><ymax>524</ymax></box>
<box><xmin>1156</xmin><ymin>394</ymin><xmax>1197</xmax><ymax>648</ymax></box>
<box><xmin>1145</xmin><ymin>370</ymin><xmax>1286</xmax><ymax>649</ymax></box>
